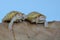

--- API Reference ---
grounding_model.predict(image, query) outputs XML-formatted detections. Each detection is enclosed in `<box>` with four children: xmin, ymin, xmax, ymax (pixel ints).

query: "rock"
<box><xmin>0</xmin><ymin>21</ymin><xmax>60</xmax><ymax>40</ymax></box>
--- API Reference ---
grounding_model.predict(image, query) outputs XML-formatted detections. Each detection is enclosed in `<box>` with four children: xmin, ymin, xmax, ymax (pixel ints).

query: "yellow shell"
<box><xmin>27</xmin><ymin>12</ymin><xmax>46</xmax><ymax>21</ymax></box>
<box><xmin>2</xmin><ymin>11</ymin><xmax>23</xmax><ymax>22</ymax></box>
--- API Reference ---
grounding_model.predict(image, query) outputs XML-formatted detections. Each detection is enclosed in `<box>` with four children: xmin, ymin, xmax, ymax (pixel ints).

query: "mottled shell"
<box><xmin>2</xmin><ymin>11</ymin><xmax>24</xmax><ymax>22</ymax></box>
<box><xmin>27</xmin><ymin>12</ymin><xmax>46</xmax><ymax>21</ymax></box>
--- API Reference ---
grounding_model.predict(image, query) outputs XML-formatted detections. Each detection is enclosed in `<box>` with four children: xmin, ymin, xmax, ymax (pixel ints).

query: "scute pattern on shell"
<box><xmin>27</xmin><ymin>12</ymin><xmax>46</xmax><ymax>21</ymax></box>
<box><xmin>2</xmin><ymin>11</ymin><xmax>23</xmax><ymax>22</ymax></box>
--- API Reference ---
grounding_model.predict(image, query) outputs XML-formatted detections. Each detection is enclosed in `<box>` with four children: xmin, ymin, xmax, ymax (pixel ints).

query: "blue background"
<box><xmin>0</xmin><ymin>0</ymin><xmax>60</xmax><ymax>23</ymax></box>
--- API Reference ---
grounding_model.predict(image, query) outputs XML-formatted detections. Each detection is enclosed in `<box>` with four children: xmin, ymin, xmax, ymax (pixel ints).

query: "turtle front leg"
<box><xmin>8</xmin><ymin>14</ymin><xmax>23</xmax><ymax>31</ymax></box>
<box><xmin>8</xmin><ymin>16</ymin><xmax>17</xmax><ymax>31</ymax></box>
<box><xmin>44</xmin><ymin>21</ymin><xmax>48</xmax><ymax>27</ymax></box>
<box><xmin>9</xmin><ymin>22</ymin><xmax>13</xmax><ymax>31</ymax></box>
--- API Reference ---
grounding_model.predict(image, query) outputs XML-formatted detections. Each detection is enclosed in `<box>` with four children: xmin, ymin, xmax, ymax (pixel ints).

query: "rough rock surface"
<box><xmin>0</xmin><ymin>21</ymin><xmax>60</xmax><ymax>40</ymax></box>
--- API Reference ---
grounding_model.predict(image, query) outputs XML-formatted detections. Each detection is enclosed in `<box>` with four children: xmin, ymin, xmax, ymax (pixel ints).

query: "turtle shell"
<box><xmin>2</xmin><ymin>11</ymin><xmax>23</xmax><ymax>23</ymax></box>
<box><xmin>27</xmin><ymin>12</ymin><xmax>46</xmax><ymax>21</ymax></box>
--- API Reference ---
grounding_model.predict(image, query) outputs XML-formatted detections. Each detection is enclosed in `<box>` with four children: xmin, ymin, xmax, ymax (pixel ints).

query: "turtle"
<box><xmin>2</xmin><ymin>11</ymin><xmax>26</xmax><ymax>23</ymax></box>
<box><xmin>2</xmin><ymin>11</ymin><xmax>27</xmax><ymax>31</ymax></box>
<box><xmin>26</xmin><ymin>11</ymin><xmax>48</xmax><ymax>27</ymax></box>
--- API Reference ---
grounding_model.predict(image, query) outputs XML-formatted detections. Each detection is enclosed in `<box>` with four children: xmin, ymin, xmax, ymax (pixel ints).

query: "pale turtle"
<box><xmin>2</xmin><ymin>11</ymin><xmax>26</xmax><ymax>31</ymax></box>
<box><xmin>26</xmin><ymin>11</ymin><xmax>48</xmax><ymax>27</ymax></box>
<box><xmin>2</xmin><ymin>11</ymin><xmax>26</xmax><ymax>23</ymax></box>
